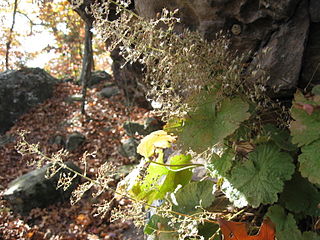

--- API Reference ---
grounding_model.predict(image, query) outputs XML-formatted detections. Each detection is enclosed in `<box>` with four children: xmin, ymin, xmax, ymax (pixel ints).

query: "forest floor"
<box><xmin>0</xmin><ymin>80</ymin><xmax>152</xmax><ymax>239</ymax></box>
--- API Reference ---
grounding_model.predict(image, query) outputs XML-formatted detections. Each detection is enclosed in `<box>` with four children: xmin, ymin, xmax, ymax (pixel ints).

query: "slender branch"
<box><xmin>108</xmin><ymin>0</ymin><xmax>141</xmax><ymax>20</ymax></box>
<box><xmin>163</xmin><ymin>209</ymin><xmax>218</xmax><ymax>224</ymax></box>
<box><xmin>16</xmin><ymin>10</ymin><xmax>49</xmax><ymax>26</ymax></box>
<box><xmin>17</xmin><ymin>134</ymin><xmax>224</xmax><ymax>230</ymax></box>
<box><xmin>5</xmin><ymin>0</ymin><xmax>18</xmax><ymax>70</ymax></box>
<box><xmin>39</xmin><ymin>152</ymin><xmax>219</xmax><ymax>224</ymax></box>
<box><xmin>16</xmin><ymin>10</ymin><xmax>49</xmax><ymax>35</ymax></box>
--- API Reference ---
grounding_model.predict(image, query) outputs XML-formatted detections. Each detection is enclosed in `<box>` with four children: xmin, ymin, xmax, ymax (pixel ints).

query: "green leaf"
<box><xmin>157</xmin><ymin>154</ymin><xmax>193</xmax><ymax>198</ymax></box>
<box><xmin>263</xmin><ymin>124</ymin><xmax>298</xmax><ymax>152</ymax></box>
<box><xmin>197</xmin><ymin>222</ymin><xmax>220</xmax><ymax>240</ymax></box>
<box><xmin>133</xmin><ymin>154</ymin><xmax>192</xmax><ymax>204</ymax></box>
<box><xmin>302</xmin><ymin>232</ymin><xmax>320</xmax><ymax>240</ymax></box>
<box><xmin>137</xmin><ymin>130</ymin><xmax>176</xmax><ymax>158</ymax></box>
<box><xmin>312</xmin><ymin>85</ymin><xmax>320</xmax><ymax>96</ymax></box>
<box><xmin>157</xmin><ymin>232</ymin><xmax>179</xmax><ymax>240</ymax></box>
<box><xmin>266</xmin><ymin>205</ymin><xmax>302</xmax><ymax>240</ymax></box>
<box><xmin>229</xmin><ymin>143</ymin><xmax>294</xmax><ymax>207</ymax></box>
<box><xmin>231</xmin><ymin>124</ymin><xmax>252</xmax><ymax>141</ymax></box>
<box><xmin>144</xmin><ymin>215</ymin><xmax>179</xmax><ymax>239</ymax></box>
<box><xmin>163</xmin><ymin>118</ymin><xmax>183</xmax><ymax>134</ymax></box>
<box><xmin>135</xmin><ymin>156</ymin><xmax>168</xmax><ymax>201</ymax></box>
<box><xmin>280</xmin><ymin>173</ymin><xmax>320</xmax><ymax>216</ymax></box>
<box><xmin>298</xmin><ymin>139</ymin><xmax>320</xmax><ymax>185</ymax></box>
<box><xmin>290</xmin><ymin>92</ymin><xmax>320</xmax><ymax>147</ymax></box>
<box><xmin>172</xmin><ymin>180</ymin><xmax>215</xmax><ymax>214</ymax></box>
<box><xmin>178</xmin><ymin>97</ymin><xmax>250</xmax><ymax>152</ymax></box>
<box><xmin>208</xmin><ymin>149</ymin><xmax>234</xmax><ymax>176</ymax></box>
<box><xmin>144</xmin><ymin>215</ymin><xmax>168</xmax><ymax>235</ymax></box>
<box><xmin>144</xmin><ymin>215</ymin><xmax>162</xmax><ymax>235</ymax></box>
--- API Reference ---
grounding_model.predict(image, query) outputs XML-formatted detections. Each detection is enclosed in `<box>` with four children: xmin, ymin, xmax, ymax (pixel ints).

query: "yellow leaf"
<box><xmin>137</xmin><ymin>130</ymin><xmax>176</xmax><ymax>158</ymax></box>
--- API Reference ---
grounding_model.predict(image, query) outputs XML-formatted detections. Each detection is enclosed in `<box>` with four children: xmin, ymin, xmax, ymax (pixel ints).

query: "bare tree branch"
<box><xmin>16</xmin><ymin>10</ymin><xmax>50</xmax><ymax>35</ymax></box>
<box><xmin>5</xmin><ymin>0</ymin><xmax>18</xmax><ymax>70</ymax></box>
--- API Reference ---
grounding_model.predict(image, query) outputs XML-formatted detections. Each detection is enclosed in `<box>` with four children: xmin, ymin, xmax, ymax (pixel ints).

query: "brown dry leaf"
<box><xmin>25</xmin><ymin>231</ymin><xmax>35</xmax><ymax>239</ymax></box>
<box><xmin>218</xmin><ymin>218</ymin><xmax>275</xmax><ymax>240</ymax></box>
<box><xmin>75</xmin><ymin>213</ymin><xmax>92</xmax><ymax>226</ymax></box>
<box><xmin>0</xmin><ymin>81</ymin><xmax>151</xmax><ymax>239</ymax></box>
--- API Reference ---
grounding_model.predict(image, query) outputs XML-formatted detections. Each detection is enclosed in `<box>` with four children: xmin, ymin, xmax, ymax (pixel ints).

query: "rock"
<box><xmin>115</xmin><ymin>164</ymin><xmax>138</xmax><ymax>180</ymax></box>
<box><xmin>119</xmin><ymin>138</ymin><xmax>140</xmax><ymax>159</ymax></box>
<box><xmin>111</xmin><ymin>46</ymin><xmax>148</xmax><ymax>108</ymax></box>
<box><xmin>67</xmin><ymin>94</ymin><xmax>84</xmax><ymax>102</ymax></box>
<box><xmin>191</xmin><ymin>157</ymin><xmax>208</xmax><ymax>181</ymax></box>
<box><xmin>3</xmin><ymin>161</ymin><xmax>81</xmax><ymax>215</ymax></box>
<box><xmin>123</xmin><ymin>117</ymin><xmax>163</xmax><ymax>136</ymax></box>
<box><xmin>310</xmin><ymin>0</ymin><xmax>320</xmax><ymax>23</ymax></box>
<box><xmin>123</xmin><ymin>122</ymin><xmax>145</xmax><ymax>136</ymax></box>
<box><xmin>75</xmin><ymin>0</ymin><xmax>315</xmax><ymax>99</ymax></box>
<box><xmin>0</xmin><ymin>134</ymin><xmax>15</xmax><ymax>148</ymax></box>
<box><xmin>134</xmin><ymin>0</ymin><xmax>307</xmax><ymax>96</ymax></box>
<box><xmin>88</xmin><ymin>70</ymin><xmax>112</xmax><ymax>87</ymax></box>
<box><xmin>144</xmin><ymin>117</ymin><xmax>163</xmax><ymax>134</ymax></box>
<box><xmin>300</xmin><ymin>23</ymin><xmax>320</xmax><ymax>89</ymax></box>
<box><xmin>48</xmin><ymin>135</ymin><xmax>65</xmax><ymax>146</ymax></box>
<box><xmin>66</xmin><ymin>132</ymin><xmax>86</xmax><ymax>151</ymax></box>
<box><xmin>75</xmin><ymin>71</ymin><xmax>112</xmax><ymax>87</ymax></box>
<box><xmin>99</xmin><ymin>85</ymin><xmax>120</xmax><ymax>98</ymax></box>
<box><xmin>0</xmin><ymin>68</ymin><xmax>57</xmax><ymax>134</ymax></box>
<box><xmin>249</xmin><ymin>0</ymin><xmax>309</xmax><ymax>97</ymax></box>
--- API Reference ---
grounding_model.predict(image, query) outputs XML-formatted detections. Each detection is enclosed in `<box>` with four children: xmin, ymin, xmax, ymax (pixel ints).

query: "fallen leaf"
<box><xmin>218</xmin><ymin>218</ymin><xmax>275</xmax><ymax>240</ymax></box>
<box><xmin>75</xmin><ymin>213</ymin><xmax>92</xmax><ymax>226</ymax></box>
<box><xmin>137</xmin><ymin>130</ymin><xmax>176</xmax><ymax>158</ymax></box>
<box><xmin>25</xmin><ymin>231</ymin><xmax>35</xmax><ymax>239</ymax></box>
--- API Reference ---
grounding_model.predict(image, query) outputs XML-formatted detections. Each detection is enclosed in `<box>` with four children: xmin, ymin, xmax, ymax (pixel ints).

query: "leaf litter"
<box><xmin>0</xmin><ymin>80</ymin><xmax>152</xmax><ymax>239</ymax></box>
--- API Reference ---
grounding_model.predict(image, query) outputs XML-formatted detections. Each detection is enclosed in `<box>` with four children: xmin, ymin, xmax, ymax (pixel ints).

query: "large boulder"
<box><xmin>0</xmin><ymin>134</ymin><xmax>15</xmax><ymax>148</ymax></box>
<box><xmin>99</xmin><ymin>84</ymin><xmax>121</xmax><ymax>98</ymax></box>
<box><xmin>0</xmin><ymin>68</ymin><xmax>57</xmax><ymax>134</ymax></box>
<box><xmin>300</xmin><ymin>22</ymin><xmax>320</xmax><ymax>89</ymax></box>
<box><xmin>81</xmin><ymin>70</ymin><xmax>112</xmax><ymax>88</ymax></box>
<box><xmin>3</xmin><ymin>162</ymin><xmax>81</xmax><ymax>215</ymax></box>
<box><xmin>310</xmin><ymin>0</ymin><xmax>320</xmax><ymax>22</ymax></box>
<box><xmin>72</xmin><ymin>0</ymin><xmax>320</xmax><ymax>99</ymax></box>
<box><xmin>134</xmin><ymin>0</ymin><xmax>309</xmax><ymax>97</ymax></box>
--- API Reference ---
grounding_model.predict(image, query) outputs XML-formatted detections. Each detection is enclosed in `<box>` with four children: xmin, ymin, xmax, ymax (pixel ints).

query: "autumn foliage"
<box><xmin>218</xmin><ymin>218</ymin><xmax>275</xmax><ymax>240</ymax></box>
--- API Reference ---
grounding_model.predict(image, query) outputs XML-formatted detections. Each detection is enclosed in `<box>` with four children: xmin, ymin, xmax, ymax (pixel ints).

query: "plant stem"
<box><xmin>147</xmin><ymin>159</ymin><xmax>204</xmax><ymax>168</ymax></box>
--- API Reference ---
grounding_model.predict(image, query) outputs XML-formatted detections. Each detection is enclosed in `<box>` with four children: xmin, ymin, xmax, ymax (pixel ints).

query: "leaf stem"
<box><xmin>147</xmin><ymin>159</ymin><xmax>204</xmax><ymax>168</ymax></box>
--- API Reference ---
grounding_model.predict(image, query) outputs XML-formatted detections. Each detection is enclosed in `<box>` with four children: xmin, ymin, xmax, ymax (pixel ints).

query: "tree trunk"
<box><xmin>5</xmin><ymin>0</ymin><xmax>18</xmax><ymax>70</ymax></box>
<box><xmin>80</xmin><ymin>21</ymin><xmax>93</xmax><ymax>115</ymax></box>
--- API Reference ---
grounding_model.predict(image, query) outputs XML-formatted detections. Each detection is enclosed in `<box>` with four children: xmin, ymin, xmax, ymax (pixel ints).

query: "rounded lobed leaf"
<box><xmin>179</xmin><ymin>97</ymin><xmax>250</xmax><ymax>152</ymax></box>
<box><xmin>171</xmin><ymin>180</ymin><xmax>215</xmax><ymax>215</ymax></box>
<box><xmin>229</xmin><ymin>143</ymin><xmax>295</xmax><ymax>207</ymax></box>
<box><xmin>298</xmin><ymin>139</ymin><xmax>320</xmax><ymax>185</ymax></box>
<box><xmin>280</xmin><ymin>172</ymin><xmax>320</xmax><ymax>216</ymax></box>
<box><xmin>290</xmin><ymin>92</ymin><xmax>320</xmax><ymax>147</ymax></box>
<box><xmin>208</xmin><ymin>148</ymin><xmax>235</xmax><ymax>176</ymax></box>
<box><xmin>266</xmin><ymin>205</ymin><xmax>302</xmax><ymax>240</ymax></box>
